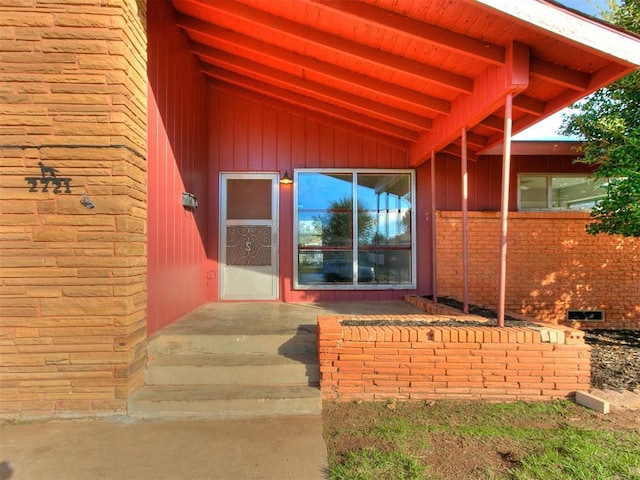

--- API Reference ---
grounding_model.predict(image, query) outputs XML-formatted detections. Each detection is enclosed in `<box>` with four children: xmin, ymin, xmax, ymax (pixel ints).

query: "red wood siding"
<box><xmin>206</xmin><ymin>87</ymin><xmax>426</xmax><ymax>302</ymax></box>
<box><xmin>147</xmin><ymin>1</ymin><xmax>209</xmax><ymax>334</ymax></box>
<box><xmin>433</xmin><ymin>155</ymin><xmax>596</xmax><ymax>211</ymax></box>
<box><xmin>204</xmin><ymin>87</ymin><xmax>599</xmax><ymax>305</ymax></box>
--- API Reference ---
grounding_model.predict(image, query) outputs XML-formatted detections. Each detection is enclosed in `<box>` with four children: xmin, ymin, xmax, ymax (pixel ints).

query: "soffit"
<box><xmin>169</xmin><ymin>0</ymin><xmax>639</xmax><ymax>166</ymax></box>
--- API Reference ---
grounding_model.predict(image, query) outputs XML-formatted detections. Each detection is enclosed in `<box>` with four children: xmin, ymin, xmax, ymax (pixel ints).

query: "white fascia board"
<box><xmin>476</xmin><ymin>0</ymin><xmax>640</xmax><ymax>66</ymax></box>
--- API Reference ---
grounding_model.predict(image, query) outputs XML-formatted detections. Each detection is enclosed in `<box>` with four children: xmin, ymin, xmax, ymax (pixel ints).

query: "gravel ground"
<box><xmin>585</xmin><ymin>330</ymin><xmax>640</xmax><ymax>392</ymax></box>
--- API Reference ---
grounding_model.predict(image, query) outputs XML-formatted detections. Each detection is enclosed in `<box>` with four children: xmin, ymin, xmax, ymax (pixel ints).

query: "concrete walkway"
<box><xmin>2</xmin><ymin>301</ymin><xmax>426</xmax><ymax>480</ymax></box>
<box><xmin>0</xmin><ymin>414</ymin><xmax>328</xmax><ymax>480</ymax></box>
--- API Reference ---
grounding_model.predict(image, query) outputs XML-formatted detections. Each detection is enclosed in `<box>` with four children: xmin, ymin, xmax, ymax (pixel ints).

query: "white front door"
<box><xmin>220</xmin><ymin>173</ymin><xmax>279</xmax><ymax>300</ymax></box>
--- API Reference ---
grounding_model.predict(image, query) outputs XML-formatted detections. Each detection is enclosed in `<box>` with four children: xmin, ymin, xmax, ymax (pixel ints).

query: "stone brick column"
<box><xmin>0</xmin><ymin>0</ymin><xmax>148</xmax><ymax>417</ymax></box>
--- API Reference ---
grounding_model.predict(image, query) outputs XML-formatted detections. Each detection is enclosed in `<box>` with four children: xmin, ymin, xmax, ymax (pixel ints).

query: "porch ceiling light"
<box><xmin>279</xmin><ymin>171</ymin><xmax>293</xmax><ymax>185</ymax></box>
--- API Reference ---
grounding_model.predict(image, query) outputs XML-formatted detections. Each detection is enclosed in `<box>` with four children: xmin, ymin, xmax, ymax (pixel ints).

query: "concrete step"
<box><xmin>148</xmin><ymin>332</ymin><xmax>317</xmax><ymax>356</ymax></box>
<box><xmin>145</xmin><ymin>353</ymin><xmax>319</xmax><ymax>386</ymax></box>
<box><xmin>128</xmin><ymin>384</ymin><xmax>322</xmax><ymax>419</ymax></box>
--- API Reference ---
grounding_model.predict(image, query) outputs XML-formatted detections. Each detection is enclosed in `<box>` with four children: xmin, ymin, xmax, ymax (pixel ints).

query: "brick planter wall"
<box><xmin>436</xmin><ymin>211</ymin><xmax>639</xmax><ymax>329</ymax></box>
<box><xmin>318</xmin><ymin>305</ymin><xmax>590</xmax><ymax>402</ymax></box>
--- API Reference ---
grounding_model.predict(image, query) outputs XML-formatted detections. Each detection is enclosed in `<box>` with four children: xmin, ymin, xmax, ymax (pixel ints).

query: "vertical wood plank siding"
<box><xmin>206</xmin><ymin>87</ymin><xmax>432</xmax><ymax>302</ymax></box>
<box><xmin>203</xmin><ymin>89</ymin><xmax>597</xmax><ymax>304</ymax></box>
<box><xmin>147</xmin><ymin>1</ymin><xmax>208</xmax><ymax>334</ymax></box>
<box><xmin>435</xmin><ymin>155</ymin><xmax>596</xmax><ymax>212</ymax></box>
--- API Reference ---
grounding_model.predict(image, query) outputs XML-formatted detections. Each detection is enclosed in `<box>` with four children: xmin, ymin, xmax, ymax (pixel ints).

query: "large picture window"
<box><xmin>294</xmin><ymin>169</ymin><xmax>416</xmax><ymax>289</ymax></box>
<box><xmin>518</xmin><ymin>174</ymin><xmax>607</xmax><ymax>211</ymax></box>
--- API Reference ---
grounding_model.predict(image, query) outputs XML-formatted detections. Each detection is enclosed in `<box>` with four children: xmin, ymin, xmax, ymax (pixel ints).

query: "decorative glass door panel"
<box><xmin>220</xmin><ymin>174</ymin><xmax>278</xmax><ymax>300</ymax></box>
<box><xmin>226</xmin><ymin>225</ymin><xmax>272</xmax><ymax>266</ymax></box>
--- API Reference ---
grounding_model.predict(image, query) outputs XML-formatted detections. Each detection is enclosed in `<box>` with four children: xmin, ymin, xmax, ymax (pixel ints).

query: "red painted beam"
<box><xmin>311</xmin><ymin>0</ymin><xmax>505</xmax><ymax>65</ymax></box>
<box><xmin>481</xmin><ymin>63</ymin><xmax>632</xmax><ymax>154</ymax></box>
<box><xmin>530</xmin><ymin>57</ymin><xmax>590</xmax><ymax>91</ymax></box>
<box><xmin>177</xmin><ymin>14</ymin><xmax>452</xmax><ymax>116</ymax></box>
<box><xmin>512</xmin><ymin>94</ymin><xmax>546</xmax><ymax>116</ymax></box>
<box><xmin>409</xmin><ymin>42</ymin><xmax>530</xmax><ymax>167</ymax></box>
<box><xmin>179</xmin><ymin>0</ymin><xmax>474</xmax><ymax>94</ymax></box>
<box><xmin>479</xmin><ymin>115</ymin><xmax>504</xmax><ymax>133</ymax></box>
<box><xmin>195</xmin><ymin>44</ymin><xmax>433</xmax><ymax>131</ymax></box>
<box><xmin>440</xmin><ymin>143</ymin><xmax>479</xmax><ymax>162</ymax></box>
<box><xmin>465</xmin><ymin>131</ymin><xmax>488</xmax><ymax>149</ymax></box>
<box><xmin>203</xmin><ymin>66</ymin><xmax>420</xmax><ymax>142</ymax></box>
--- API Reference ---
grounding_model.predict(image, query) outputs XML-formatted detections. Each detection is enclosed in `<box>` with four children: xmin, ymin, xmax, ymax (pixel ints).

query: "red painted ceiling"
<box><xmin>169</xmin><ymin>0</ymin><xmax>638</xmax><ymax>165</ymax></box>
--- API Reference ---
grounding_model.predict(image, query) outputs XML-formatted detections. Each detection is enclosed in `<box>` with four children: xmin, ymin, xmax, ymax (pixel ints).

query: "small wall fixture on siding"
<box><xmin>182</xmin><ymin>192</ymin><xmax>199</xmax><ymax>210</ymax></box>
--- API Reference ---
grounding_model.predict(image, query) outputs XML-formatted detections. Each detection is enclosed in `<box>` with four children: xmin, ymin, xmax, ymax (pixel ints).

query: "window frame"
<box><xmin>293</xmin><ymin>168</ymin><xmax>417</xmax><ymax>290</ymax></box>
<box><xmin>517</xmin><ymin>173</ymin><xmax>606</xmax><ymax>211</ymax></box>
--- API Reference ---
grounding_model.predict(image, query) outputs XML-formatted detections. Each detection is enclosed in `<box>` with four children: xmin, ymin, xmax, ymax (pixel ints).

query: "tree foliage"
<box><xmin>318</xmin><ymin>197</ymin><xmax>376</xmax><ymax>247</ymax></box>
<box><xmin>560</xmin><ymin>0</ymin><xmax>640</xmax><ymax>236</ymax></box>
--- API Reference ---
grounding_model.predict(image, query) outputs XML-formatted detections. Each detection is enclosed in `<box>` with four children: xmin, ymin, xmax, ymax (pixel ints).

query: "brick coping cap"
<box><xmin>437</xmin><ymin>210</ymin><xmax>590</xmax><ymax>220</ymax></box>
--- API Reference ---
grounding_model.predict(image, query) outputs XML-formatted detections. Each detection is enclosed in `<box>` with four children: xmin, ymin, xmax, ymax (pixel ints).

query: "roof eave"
<box><xmin>475</xmin><ymin>0</ymin><xmax>640</xmax><ymax>66</ymax></box>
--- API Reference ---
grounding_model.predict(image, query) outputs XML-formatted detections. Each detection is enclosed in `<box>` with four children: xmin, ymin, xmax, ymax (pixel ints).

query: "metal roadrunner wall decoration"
<box><xmin>25</xmin><ymin>162</ymin><xmax>72</xmax><ymax>193</ymax></box>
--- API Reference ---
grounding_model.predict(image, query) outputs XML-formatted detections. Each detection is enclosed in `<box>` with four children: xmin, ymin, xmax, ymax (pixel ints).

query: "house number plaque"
<box><xmin>25</xmin><ymin>162</ymin><xmax>72</xmax><ymax>193</ymax></box>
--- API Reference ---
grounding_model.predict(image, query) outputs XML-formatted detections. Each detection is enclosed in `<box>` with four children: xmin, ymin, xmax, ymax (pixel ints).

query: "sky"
<box><xmin>514</xmin><ymin>0</ymin><xmax>612</xmax><ymax>141</ymax></box>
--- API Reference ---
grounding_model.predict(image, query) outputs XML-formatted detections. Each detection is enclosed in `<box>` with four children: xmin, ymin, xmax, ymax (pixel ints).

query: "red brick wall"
<box><xmin>436</xmin><ymin>211</ymin><xmax>639</xmax><ymax>329</ymax></box>
<box><xmin>318</xmin><ymin>314</ymin><xmax>591</xmax><ymax>401</ymax></box>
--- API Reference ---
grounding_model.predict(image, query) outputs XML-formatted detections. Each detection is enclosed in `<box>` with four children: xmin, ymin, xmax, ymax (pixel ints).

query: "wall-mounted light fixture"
<box><xmin>279</xmin><ymin>171</ymin><xmax>293</xmax><ymax>185</ymax></box>
<box><xmin>182</xmin><ymin>192</ymin><xmax>198</xmax><ymax>210</ymax></box>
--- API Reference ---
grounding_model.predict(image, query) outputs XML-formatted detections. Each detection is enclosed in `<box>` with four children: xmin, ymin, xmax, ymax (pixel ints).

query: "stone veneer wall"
<box><xmin>0</xmin><ymin>0</ymin><xmax>148</xmax><ymax>417</ymax></box>
<box><xmin>317</xmin><ymin>301</ymin><xmax>591</xmax><ymax>402</ymax></box>
<box><xmin>436</xmin><ymin>211</ymin><xmax>639</xmax><ymax>329</ymax></box>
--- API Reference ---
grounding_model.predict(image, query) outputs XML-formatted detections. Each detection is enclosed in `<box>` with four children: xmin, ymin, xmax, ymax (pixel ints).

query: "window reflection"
<box><xmin>519</xmin><ymin>174</ymin><xmax>607</xmax><ymax>210</ymax></box>
<box><xmin>296</xmin><ymin>170</ymin><xmax>415</xmax><ymax>288</ymax></box>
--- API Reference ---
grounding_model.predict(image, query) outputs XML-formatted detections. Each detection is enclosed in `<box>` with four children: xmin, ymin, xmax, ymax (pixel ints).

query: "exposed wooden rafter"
<box><xmin>195</xmin><ymin>44</ymin><xmax>433</xmax><ymax>131</ymax></box>
<box><xmin>441</xmin><ymin>143</ymin><xmax>479</xmax><ymax>162</ymax></box>
<box><xmin>465</xmin><ymin>131</ymin><xmax>489</xmax><ymax>149</ymax></box>
<box><xmin>176</xmin><ymin>0</ymin><xmax>474</xmax><ymax>94</ymax></box>
<box><xmin>310</xmin><ymin>0</ymin><xmax>505</xmax><ymax>65</ymax></box>
<box><xmin>212</xmin><ymin>80</ymin><xmax>411</xmax><ymax>150</ymax></box>
<box><xmin>530</xmin><ymin>57</ymin><xmax>590</xmax><ymax>91</ymax></box>
<box><xmin>479</xmin><ymin>115</ymin><xmax>504</xmax><ymax>133</ymax></box>
<box><xmin>176</xmin><ymin>14</ymin><xmax>451</xmax><ymax>115</ymax></box>
<box><xmin>409</xmin><ymin>42</ymin><xmax>530</xmax><ymax>166</ymax></box>
<box><xmin>169</xmin><ymin>0</ymin><xmax>640</xmax><ymax>157</ymax></box>
<box><xmin>512</xmin><ymin>95</ymin><xmax>546</xmax><ymax>116</ymax></box>
<box><xmin>202</xmin><ymin>65</ymin><xmax>421</xmax><ymax>142</ymax></box>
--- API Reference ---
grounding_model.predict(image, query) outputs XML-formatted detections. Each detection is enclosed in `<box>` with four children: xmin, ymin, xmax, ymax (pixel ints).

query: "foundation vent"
<box><xmin>567</xmin><ymin>310</ymin><xmax>605</xmax><ymax>322</ymax></box>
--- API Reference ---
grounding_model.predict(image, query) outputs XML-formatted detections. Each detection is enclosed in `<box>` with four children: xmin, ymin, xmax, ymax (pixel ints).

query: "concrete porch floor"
<box><xmin>155</xmin><ymin>300</ymin><xmax>425</xmax><ymax>337</ymax></box>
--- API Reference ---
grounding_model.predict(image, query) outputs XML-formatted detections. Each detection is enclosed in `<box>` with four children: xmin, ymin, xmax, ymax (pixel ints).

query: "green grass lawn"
<box><xmin>323</xmin><ymin>400</ymin><xmax>640</xmax><ymax>480</ymax></box>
